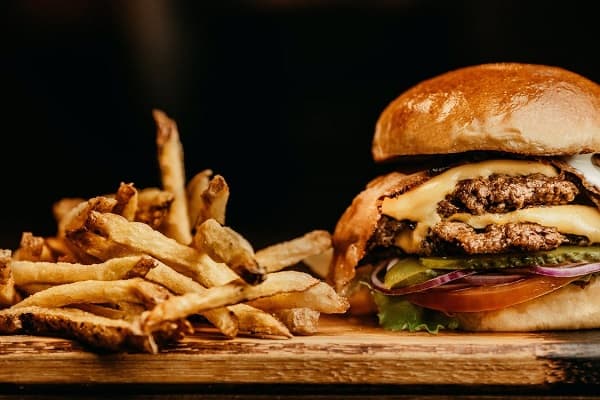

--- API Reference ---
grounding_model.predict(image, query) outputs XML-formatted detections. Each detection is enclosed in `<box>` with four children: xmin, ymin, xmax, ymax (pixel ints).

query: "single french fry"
<box><xmin>10</xmin><ymin>255</ymin><xmax>145</xmax><ymax>286</ymax></box>
<box><xmin>0</xmin><ymin>306</ymin><xmax>191</xmax><ymax>354</ymax></box>
<box><xmin>58</xmin><ymin>196</ymin><xmax>117</xmax><ymax>238</ymax></box>
<box><xmin>192</xmin><ymin>218</ymin><xmax>264</xmax><ymax>277</ymax></box>
<box><xmin>247</xmin><ymin>281</ymin><xmax>349</xmax><ymax>313</ymax></box>
<box><xmin>0</xmin><ymin>250</ymin><xmax>19</xmax><ymax>306</ymax></box>
<box><xmin>187</xmin><ymin>169</ymin><xmax>212</xmax><ymax>228</ymax></box>
<box><xmin>18</xmin><ymin>283</ymin><xmax>54</xmax><ymax>295</ymax></box>
<box><xmin>135</xmin><ymin>188</ymin><xmax>174</xmax><ymax>229</ymax></box>
<box><xmin>255</xmin><ymin>230</ymin><xmax>332</xmax><ymax>273</ymax></box>
<box><xmin>141</xmin><ymin>270</ymin><xmax>319</xmax><ymax>332</ymax></box>
<box><xmin>197</xmin><ymin>175</ymin><xmax>229</xmax><ymax>226</ymax></box>
<box><xmin>272</xmin><ymin>308</ymin><xmax>320</xmax><ymax>336</ymax></box>
<box><xmin>113</xmin><ymin>182</ymin><xmax>138</xmax><ymax>221</ymax></box>
<box><xmin>13</xmin><ymin>278</ymin><xmax>171</xmax><ymax>309</ymax></box>
<box><xmin>229</xmin><ymin>304</ymin><xmax>291</xmax><ymax>338</ymax></box>
<box><xmin>153</xmin><ymin>109</ymin><xmax>191</xmax><ymax>245</ymax></box>
<box><xmin>74</xmin><ymin>303</ymin><xmax>144</xmax><ymax>321</ymax></box>
<box><xmin>86</xmin><ymin>211</ymin><xmax>240</xmax><ymax>287</ymax></box>
<box><xmin>66</xmin><ymin>229</ymin><xmax>134</xmax><ymax>261</ymax></box>
<box><xmin>13</xmin><ymin>232</ymin><xmax>54</xmax><ymax>262</ymax></box>
<box><xmin>52</xmin><ymin>197</ymin><xmax>86</xmax><ymax>224</ymax></box>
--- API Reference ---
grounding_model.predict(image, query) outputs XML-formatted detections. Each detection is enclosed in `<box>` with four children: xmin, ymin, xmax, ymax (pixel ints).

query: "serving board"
<box><xmin>0</xmin><ymin>315</ymin><xmax>599</xmax><ymax>386</ymax></box>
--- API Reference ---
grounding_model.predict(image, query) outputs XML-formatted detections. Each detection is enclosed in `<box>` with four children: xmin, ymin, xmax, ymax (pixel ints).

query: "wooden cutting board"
<box><xmin>0</xmin><ymin>315</ymin><xmax>599</xmax><ymax>386</ymax></box>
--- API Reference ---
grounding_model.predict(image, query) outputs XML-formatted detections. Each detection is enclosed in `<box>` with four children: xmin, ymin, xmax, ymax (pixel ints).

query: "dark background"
<box><xmin>2</xmin><ymin>0</ymin><xmax>600</xmax><ymax>250</ymax></box>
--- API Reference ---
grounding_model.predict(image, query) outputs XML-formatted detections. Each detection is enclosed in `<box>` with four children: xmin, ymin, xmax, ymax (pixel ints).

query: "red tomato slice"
<box><xmin>406</xmin><ymin>275</ymin><xmax>577</xmax><ymax>313</ymax></box>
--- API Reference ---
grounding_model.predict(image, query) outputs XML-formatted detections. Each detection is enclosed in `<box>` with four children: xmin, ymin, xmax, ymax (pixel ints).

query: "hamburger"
<box><xmin>330</xmin><ymin>63</ymin><xmax>600</xmax><ymax>332</ymax></box>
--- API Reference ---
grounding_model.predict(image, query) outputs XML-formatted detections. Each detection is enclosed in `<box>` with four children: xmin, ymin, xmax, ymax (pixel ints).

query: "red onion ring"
<box><xmin>371</xmin><ymin>261</ymin><xmax>476</xmax><ymax>295</ymax></box>
<box><xmin>531</xmin><ymin>262</ymin><xmax>600</xmax><ymax>277</ymax></box>
<box><xmin>462</xmin><ymin>274</ymin><xmax>527</xmax><ymax>286</ymax></box>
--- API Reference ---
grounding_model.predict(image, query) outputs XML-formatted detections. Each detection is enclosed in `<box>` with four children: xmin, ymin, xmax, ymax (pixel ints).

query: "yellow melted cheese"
<box><xmin>450</xmin><ymin>205</ymin><xmax>600</xmax><ymax>242</ymax></box>
<box><xmin>380</xmin><ymin>159</ymin><xmax>559</xmax><ymax>253</ymax></box>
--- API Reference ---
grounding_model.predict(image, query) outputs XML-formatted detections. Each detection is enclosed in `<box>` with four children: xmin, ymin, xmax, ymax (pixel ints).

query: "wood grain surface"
<box><xmin>0</xmin><ymin>315</ymin><xmax>599</xmax><ymax>386</ymax></box>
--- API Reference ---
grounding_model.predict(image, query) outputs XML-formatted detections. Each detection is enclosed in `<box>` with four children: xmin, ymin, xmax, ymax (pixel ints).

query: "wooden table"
<box><xmin>1</xmin><ymin>316</ymin><xmax>600</xmax><ymax>397</ymax></box>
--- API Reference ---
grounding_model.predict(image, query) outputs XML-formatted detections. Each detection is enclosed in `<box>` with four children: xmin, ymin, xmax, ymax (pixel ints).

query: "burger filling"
<box><xmin>365</xmin><ymin>157</ymin><xmax>600</xmax><ymax>332</ymax></box>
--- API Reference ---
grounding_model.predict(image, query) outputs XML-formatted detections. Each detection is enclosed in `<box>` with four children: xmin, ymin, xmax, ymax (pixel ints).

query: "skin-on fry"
<box><xmin>141</xmin><ymin>270</ymin><xmax>319</xmax><ymax>332</ymax></box>
<box><xmin>86</xmin><ymin>211</ymin><xmax>239</xmax><ymax>287</ymax></box>
<box><xmin>58</xmin><ymin>196</ymin><xmax>117</xmax><ymax>238</ymax></box>
<box><xmin>13</xmin><ymin>232</ymin><xmax>54</xmax><ymax>262</ymax></box>
<box><xmin>247</xmin><ymin>281</ymin><xmax>349</xmax><ymax>313</ymax></box>
<box><xmin>153</xmin><ymin>109</ymin><xmax>191</xmax><ymax>245</ymax></box>
<box><xmin>193</xmin><ymin>218</ymin><xmax>264</xmax><ymax>276</ymax></box>
<box><xmin>186</xmin><ymin>169</ymin><xmax>212</xmax><ymax>228</ymax></box>
<box><xmin>272</xmin><ymin>308</ymin><xmax>320</xmax><ymax>336</ymax></box>
<box><xmin>0</xmin><ymin>250</ymin><xmax>19</xmax><ymax>306</ymax></box>
<box><xmin>66</xmin><ymin>229</ymin><xmax>134</xmax><ymax>261</ymax></box>
<box><xmin>135</xmin><ymin>188</ymin><xmax>174</xmax><ymax>229</ymax></box>
<box><xmin>255</xmin><ymin>230</ymin><xmax>333</xmax><ymax>273</ymax></box>
<box><xmin>13</xmin><ymin>278</ymin><xmax>171</xmax><ymax>310</ymax></box>
<box><xmin>229</xmin><ymin>304</ymin><xmax>291</xmax><ymax>339</ymax></box>
<box><xmin>10</xmin><ymin>255</ymin><xmax>145</xmax><ymax>286</ymax></box>
<box><xmin>113</xmin><ymin>182</ymin><xmax>138</xmax><ymax>221</ymax></box>
<box><xmin>197</xmin><ymin>175</ymin><xmax>229</xmax><ymax>226</ymax></box>
<box><xmin>0</xmin><ymin>306</ymin><xmax>191</xmax><ymax>354</ymax></box>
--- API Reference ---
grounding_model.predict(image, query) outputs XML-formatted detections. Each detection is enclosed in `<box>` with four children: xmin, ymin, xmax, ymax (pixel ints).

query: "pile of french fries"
<box><xmin>0</xmin><ymin>110</ymin><xmax>347</xmax><ymax>353</ymax></box>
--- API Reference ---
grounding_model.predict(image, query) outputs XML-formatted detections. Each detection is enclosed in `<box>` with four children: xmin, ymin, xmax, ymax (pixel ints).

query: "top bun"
<box><xmin>373</xmin><ymin>63</ymin><xmax>600</xmax><ymax>162</ymax></box>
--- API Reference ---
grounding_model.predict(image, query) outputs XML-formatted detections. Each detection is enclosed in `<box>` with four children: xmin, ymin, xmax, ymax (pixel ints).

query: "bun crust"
<box><xmin>373</xmin><ymin>63</ymin><xmax>600</xmax><ymax>162</ymax></box>
<box><xmin>457</xmin><ymin>277</ymin><xmax>600</xmax><ymax>331</ymax></box>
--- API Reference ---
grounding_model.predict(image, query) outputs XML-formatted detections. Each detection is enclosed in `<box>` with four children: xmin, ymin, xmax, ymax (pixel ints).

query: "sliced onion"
<box><xmin>462</xmin><ymin>274</ymin><xmax>527</xmax><ymax>286</ymax></box>
<box><xmin>371</xmin><ymin>261</ymin><xmax>476</xmax><ymax>296</ymax></box>
<box><xmin>531</xmin><ymin>262</ymin><xmax>600</xmax><ymax>277</ymax></box>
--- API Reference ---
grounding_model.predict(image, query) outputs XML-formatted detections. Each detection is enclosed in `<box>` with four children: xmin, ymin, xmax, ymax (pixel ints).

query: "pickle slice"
<box><xmin>419</xmin><ymin>245</ymin><xmax>600</xmax><ymax>270</ymax></box>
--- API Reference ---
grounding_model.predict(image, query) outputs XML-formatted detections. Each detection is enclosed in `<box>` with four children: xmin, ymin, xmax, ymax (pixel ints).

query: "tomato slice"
<box><xmin>406</xmin><ymin>275</ymin><xmax>577</xmax><ymax>313</ymax></box>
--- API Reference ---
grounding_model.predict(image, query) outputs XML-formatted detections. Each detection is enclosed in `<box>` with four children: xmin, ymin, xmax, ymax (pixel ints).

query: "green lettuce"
<box><xmin>372</xmin><ymin>291</ymin><xmax>459</xmax><ymax>334</ymax></box>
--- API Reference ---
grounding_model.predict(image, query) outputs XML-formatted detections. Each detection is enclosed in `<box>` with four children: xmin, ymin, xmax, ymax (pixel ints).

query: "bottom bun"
<box><xmin>456</xmin><ymin>277</ymin><xmax>600</xmax><ymax>331</ymax></box>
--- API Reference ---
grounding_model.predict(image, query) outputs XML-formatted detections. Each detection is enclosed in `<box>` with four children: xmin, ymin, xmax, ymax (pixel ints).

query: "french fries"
<box><xmin>0</xmin><ymin>109</ymin><xmax>348</xmax><ymax>353</ymax></box>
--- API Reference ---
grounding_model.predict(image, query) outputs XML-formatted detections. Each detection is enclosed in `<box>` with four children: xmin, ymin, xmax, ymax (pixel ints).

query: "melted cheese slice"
<box><xmin>450</xmin><ymin>205</ymin><xmax>600</xmax><ymax>243</ymax></box>
<box><xmin>380</xmin><ymin>159</ymin><xmax>559</xmax><ymax>253</ymax></box>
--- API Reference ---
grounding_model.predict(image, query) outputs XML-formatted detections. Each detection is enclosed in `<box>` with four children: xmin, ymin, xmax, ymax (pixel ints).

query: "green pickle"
<box><xmin>385</xmin><ymin>246</ymin><xmax>600</xmax><ymax>289</ymax></box>
<box><xmin>420</xmin><ymin>245</ymin><xmax>600</xmax><ymax>270</ymax></box>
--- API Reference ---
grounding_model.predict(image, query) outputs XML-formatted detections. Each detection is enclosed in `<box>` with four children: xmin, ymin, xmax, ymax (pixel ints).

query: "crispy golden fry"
<box><xmin>186</xmin><ymin>169</ymin><xmax>212</xmax><ymax>227</ymax></box>
<box><xmin>247</xmin><ymin>281</ymin><xmax>349</xmax><ymax>313</ymax></box>
<box><xmin>0</xmin><ymin>250</ymin><xmax>19</xmax><ymax>306</ymax></box>
<box><xmin>135</xmin><ymin>188</ymin><xmax>174</xmax><ymax>229</ymax></box>
<box><xmin>66</xmin><ymin>229</ymin><xmax>134</xmax><ymax>261</ymax></box>
<box><xmin>13</xmin><ymin>278</ymin><xmax>170</xmax><ymax>309</ymax></box>
<box><xmin>58</xmin><ymin>196</ymin><xmax>117</xmax><ymax>238</ymax></box>
<box><xmin>193</xmin><ymin>218</ymin><xmax>264</xmax><ymax>276</ymax></box>
<box><xmin>86</xmin><ymin>211</ymin><xmax>239</xmax><ymax>287</ymax></box>
<box><xmin>272</xmin><ymin>308</ymin><xmax>320</xmax><ymax>336</ymax></box>
<box><xmin>255</xmin><ymin>230</ymin><xmax>333</xmax><ymax>273</ymax></box>
<box><xmin>13</xmin><ymin>232</ymin><xmax>54</xmax><ymax>262</ymax></box>
<box><xmin>153</xmin><ymin>109</ymin><xmax>191</xmax><ymax>245</ymax></box>
<box><xmin>141</xmin><ymin>271</ymin><xmax>319</xmax><ymax>332</ymax></box>
<box><xmin>52</xmin><ymin>197</ymin><xmax>86</xmax><ymax>224</ymax></box>
<box><xmin>229</xmin><ymin>304</ymin><xmax>291</xmax><ymax>338</ymax></box>
<box><xmin>74</xmin><ymin>303</ymin><xmax>134</xmax><ymax>320</ymax></box>
<box><xmin>113</xmin><ymin>182</ymin><xmax>138</xmax><ymax>221</ymax></box>
<box><xmin>0</xmin><ymin>306</ymin><xmax>191</xmax><ymax>353</ymax></box>
<box><xmin>18</xmin><ymin>283</ymin><xmax>53</xmax><ymax>295</ymax></box>
<box><xmin>302</xmin><ymin>248</ymin><xmax>333</xmax><ymax>279</ymax></box>
<box><xmin>10</xmin><ymin>255</ymin><xmax>145</xmax><ymax>286</ymax></box>
<box><xmin>197</xmin><ymin>175</ymin><xmax>229</xmax><ymax>226</ymax></box>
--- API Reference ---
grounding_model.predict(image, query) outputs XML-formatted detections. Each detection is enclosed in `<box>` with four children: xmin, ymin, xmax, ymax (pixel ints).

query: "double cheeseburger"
<box><xmin>330</xmin><ymin>63</ymin><xmax>600</xmax><ymax>332</ymax></box>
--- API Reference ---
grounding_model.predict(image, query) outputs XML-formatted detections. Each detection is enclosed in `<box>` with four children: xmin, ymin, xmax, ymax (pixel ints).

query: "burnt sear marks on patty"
<box><xmin>427</xmin><ymin>221</ymin><xmax>565</xmax><ymax>255</ymax></box>
<box><xmin>437</xmin><ymin>173</ymin><xmax>579</xmax><ymax>217</ymax></box>
<box><xmin>367</xmin><ymin>215</ymin><xmax>413</xmax><ymax>251</ymax></box>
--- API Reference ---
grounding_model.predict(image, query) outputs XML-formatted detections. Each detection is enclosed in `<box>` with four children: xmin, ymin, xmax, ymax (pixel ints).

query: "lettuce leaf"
<box><xmin>372</xmin><ymin>291</ymin><xmax>459</xmax><ymax>334</ymax></box>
